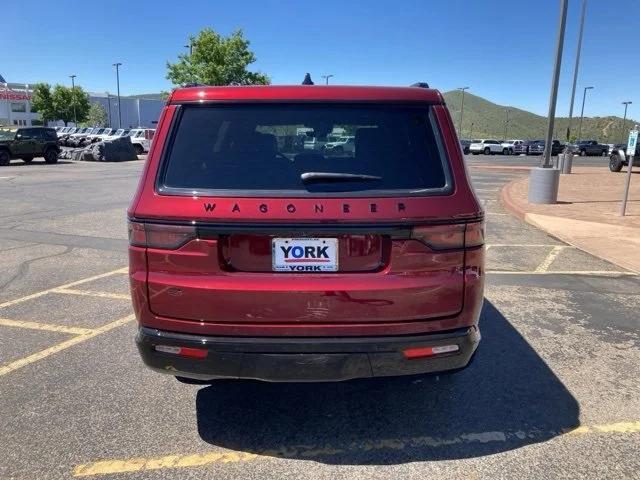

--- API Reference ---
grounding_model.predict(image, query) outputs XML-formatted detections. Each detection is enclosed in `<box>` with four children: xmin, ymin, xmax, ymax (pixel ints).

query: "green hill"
<box><xmin>443</xmin><ymin>90</ymin><xmax>638</xmax><ymax>143</ymax></box>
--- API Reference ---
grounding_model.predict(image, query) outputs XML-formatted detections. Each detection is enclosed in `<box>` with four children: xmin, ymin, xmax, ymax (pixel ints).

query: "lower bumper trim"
<box><xmin>136</xmin><ymin>326</ymin><xmax>480</xmax><ymax>382</ymax></box>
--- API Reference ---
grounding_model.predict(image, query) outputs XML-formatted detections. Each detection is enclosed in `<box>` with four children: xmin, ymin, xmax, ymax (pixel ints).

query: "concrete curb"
<box><xmin>499</xmin><ymin>178</ymin><xmax>527</xmax><ymax>220</ymax></box>
<box><xmin>499</xmin><ymin>177</ymin><xmax>640</xmax><ymax>274</ymax></box>
<box><xmin>469</xmin><ymin>165</ymin><xmax>532</xmax><ymax>172</ymax></box>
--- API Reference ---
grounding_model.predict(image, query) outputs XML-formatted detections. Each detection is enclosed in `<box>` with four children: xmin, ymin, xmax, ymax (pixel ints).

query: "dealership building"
<box><xmin>1</xmin><ymin>79</ymin><xmax>163</xmax><ymax>128</ymax></box>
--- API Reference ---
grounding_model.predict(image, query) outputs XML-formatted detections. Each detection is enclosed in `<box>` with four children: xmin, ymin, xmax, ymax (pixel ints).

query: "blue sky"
<box><xmin>3</xmin><ymin>0</ymin><xmax>639</xmax><ymax>117</ymax></box>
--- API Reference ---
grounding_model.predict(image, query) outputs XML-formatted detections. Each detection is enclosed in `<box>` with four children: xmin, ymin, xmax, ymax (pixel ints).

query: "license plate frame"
<box><xmin>272</xmin><ymin>238</ymin><xmax>339</xmax><ymax>272</ymax></box>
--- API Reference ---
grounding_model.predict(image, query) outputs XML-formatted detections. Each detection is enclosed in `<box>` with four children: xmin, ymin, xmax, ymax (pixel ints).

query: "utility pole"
<box><xmin>113</xmin><ymin>63</ymin><xmax>122</xmax><ymax>128</ymax></box>
<box><xmin>69</xmin><ymin>74</ymin><xmax>77</xmax><ymax>125</ymax></box>
<box><xmin>577</xmin><ymin>86</ymin><xmax>594</xmax><ymax>141</ymax></box>
<box><xmin>566</xmin><ymin>0</ymin><xmax>587</xmax><ymax>142</ymax></box>
<box><xmin>321</xmin><ymin>74</ymin><xmax>334</xmax><ymax>85</ymax></box>
<box><xmin>457</xmin><ymin>86</ymin><xmax>470</xmax><ymax>136</ymax></box>
<box><xmin>621</xmin><ymin>101</ymin><xmax>632</xmax><ymax>143</ymax></box>
<box><xmin>184</xmin><ymin>43</ymin><xmax>193</xmax><ymax>56</ymax></box>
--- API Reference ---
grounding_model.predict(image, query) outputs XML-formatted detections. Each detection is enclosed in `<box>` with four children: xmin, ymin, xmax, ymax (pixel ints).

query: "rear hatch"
<box><xmin>134</xmin><ymin>102</ymin><xmax>475</xmax><ymax>326</ymax></box>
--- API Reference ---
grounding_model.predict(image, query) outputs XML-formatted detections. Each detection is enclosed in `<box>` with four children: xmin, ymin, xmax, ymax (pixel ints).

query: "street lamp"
<box><xmin>184</xmin><ymin>43</ymin><xmax>193</xmax><ymax>56</ymax></box>
<box><xmin>69</xmin><ymin>74</ymin><xmax>77</xmax><ymax>125</ymax></box>
<box><xmin>106</xmin><ymin>92</ymin><xmax>112</xmax><ymax>128</ymax></box>
<box><xmin>504</xmin><ymin>109</ymin><xmax>510</xmax><ymax>139</ymax></box>
<box><xmin>457</xmin><ymin>86</ymin><xmax>469</xmax><ymax>136</ymax></box>
<box><xmin>321</xmin><ymin>74</ymin><xmax>334</xmax><ymax>85</ymax></box>
<box><xmin>528</xmin><ymin>0</ymin><xmax>568</xmax><ymax>205</ymax></box>
<box><xmin>621</xmin><ymin>101</ymin><xmax>632</xmax><ymax>143</ymax></box>
<box><xmin>113</xmin><ymin>63</ymin><xmax>122</xmax><ymax>128</ymax></box>
<box><xmin>566</xmin><ymin>0</ymin><xmax>588</xmax><ymax>142</ymax></box>
<box><xmin>577</xmin><ymin>86</ymin><xmax>594</xmax><ymax>141</ymax></box>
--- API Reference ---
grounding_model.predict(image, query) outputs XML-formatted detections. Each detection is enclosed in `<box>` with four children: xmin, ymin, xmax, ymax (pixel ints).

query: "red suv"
<box><xmin>128</xmin><ymin>85</ymin><xmax>485</xmax><ymax>382</ymax></box>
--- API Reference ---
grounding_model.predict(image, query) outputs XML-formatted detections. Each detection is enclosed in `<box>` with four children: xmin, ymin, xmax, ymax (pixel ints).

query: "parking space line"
<box><xmin>535</xmin><ymin>245</ymin><xmax>564</xmax><ymax>272</ymax></box>
<box><xmin>487</xmin><ymin>270</ymin><xmax>637</xmax><ymax>276</ymax></box>
<box><xmin>0</xmin><ymin>267</ymin><xmax>128</xmax><ymax>310</ymax></box>
<box><xmin>72</xmin><ymin>420</ymin><xmax>640</xmax><ymax>477</ymax></box>
<box><xmin>53</xmin><ymin>289</ymin><xmax>130</xmax><ymax>301</ymax></box>
<box><xmin>0</xmin><ymin>318</ymin><xmax>94</xmax><ymax>336</ymax></box>
<box><xmin>486</xmin><ymin>244</ymin><xmax>571</xmax><ymax>248</ymax></box>
<box><xmin>0</xmin><ymin>314</ymin><xmax>134</xmax><ymax>377</ymax></box>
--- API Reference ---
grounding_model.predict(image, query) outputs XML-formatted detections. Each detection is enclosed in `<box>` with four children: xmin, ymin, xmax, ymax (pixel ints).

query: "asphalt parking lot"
<box><xmin>0</xmin><ymin>154</ymin><xmax>638</xmax><ymax>479</ymax></box>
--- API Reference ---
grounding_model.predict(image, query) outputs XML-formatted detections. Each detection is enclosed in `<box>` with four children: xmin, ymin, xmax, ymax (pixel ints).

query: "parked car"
<box><xmin>572</xmin><ymin>140</ymin><xmax>608</xmax><ymax>156</ymax></box>
<box><xmin>501</xmin><ymin>139</ymin><xmax>526</xmax><ymax>155</ymax></box>
<box><xmin>0</xmin><ymin>126</ymin><xmax>60</xmax><ymax>165</ymax></box>
<box><xmin>303</xmin><ymin>136</ymin><xmax>326</xmax><ymax>151</ymax></box>
<box><xmin>90</xmin><ymin>128</ymin><xmax>116</xmax><ymax>141</ymax></box>
<box><xmin>609</xmin><ymin>149</ymin><xmax>640</xmax><ymax>172</ymax></box>
<box><xmin>128</xmin><ymin>128</ymin><xmax>155</xmax><ymax>155</ymax></box>
<box><xmin>527</xmin><ymin>140</ymin><xmax>545</xmax><ymax>155</ymax></box>
<box><xmin>608</xmin><ymin>143</ymin><xmax>626</xmax><ymax>155</ymax></box>
<box><xmin>460</xmin><ymin>139</ymin><xmax>471</xmax><ymax>154</ymax></box>
<box><xmin>324</xmin><ymin>136</ymin><xmax>355</xmax><ymax>155</ymax></box>
<box><xmin>128</xmin><ymin>84</ymin><xmax>485</xmax><ymax>383</ymax></box>
<box><xmin>104</xmin><ymin>128</ymin><xmax>130</xmax><ymax>140</ymax></box>
<box><xmin>469</xmin><ymin>139</ymin><xmax>503</xmax><ymax>155</ymax></box>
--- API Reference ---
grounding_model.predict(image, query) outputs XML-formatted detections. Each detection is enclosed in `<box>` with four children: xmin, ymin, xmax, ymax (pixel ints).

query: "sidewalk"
<box><xmin>501</xmin><ymin>166</ymin><xmax>640</xmax><ymax>273</ymax></box>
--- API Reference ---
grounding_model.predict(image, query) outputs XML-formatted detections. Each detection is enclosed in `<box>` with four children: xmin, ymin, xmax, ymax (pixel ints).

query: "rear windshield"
<box><xmin>159</xmin><ymin>104</ymin><xmax>450</xmax><ymax>196</ymax></box>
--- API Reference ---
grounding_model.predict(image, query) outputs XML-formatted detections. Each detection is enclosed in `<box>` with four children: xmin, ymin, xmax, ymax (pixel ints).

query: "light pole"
<box><xmin>69</xmin><ymin>74</ymin><xmax>77</xmax><ymax>126</ymax></box>
<box><xmin>457</xmin><ymin>86</ymin><xmax>469</xmax><ymax>136</ymax></box>
<box><xmin>528</xmin><ymin>0</ymin><xmax>568</xmax><ymax>205</ymax></box>
<box><xmin>620</xmin><ymin>101</ymin><xmax>632</xmax><ymax>143</ymax></box>
<box><xmin>106</xmin><ymin>93</ymin><xmax>112</xmax><ymax>128</ymax></box>
<box><xmin>566</xmin><ymin>0</ymin><xmax>587</xmax><ymax>142</ymax></box>
<box><xmin>321</xmin><ymin>74</ymin><xmax>334</xmax><ymax>85</ymax></box>
<box><xmin>504</xmin><ymin>109</ymin><xmax>510</xmax><ymax>139</ymax></box>
<box><xmin>184</xmin><ymin>44</ymin><xmax>193</xmax><ymax>56</ymax></box>
<box><xmin>113</xmin><ymin>63</ymin><xmax>122</xmax><ymax>128</ymax></box>
<box><xmin>577</xmin><ymin>86</ymin><xmax>594</xmax><ymax>141</ymax></box>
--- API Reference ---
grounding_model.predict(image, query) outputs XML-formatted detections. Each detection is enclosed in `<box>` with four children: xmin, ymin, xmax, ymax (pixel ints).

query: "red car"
<box><xmin>128</xmin><ymin>84</ymin><xmax>485</xmax><ymax>382</ymax></box>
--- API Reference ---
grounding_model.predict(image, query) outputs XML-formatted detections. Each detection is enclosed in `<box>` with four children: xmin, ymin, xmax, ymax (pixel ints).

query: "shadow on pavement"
<box><xmin>195</xmin><ymin>300</ymin><xmax>579</xmax><ymax>463</ymax></box>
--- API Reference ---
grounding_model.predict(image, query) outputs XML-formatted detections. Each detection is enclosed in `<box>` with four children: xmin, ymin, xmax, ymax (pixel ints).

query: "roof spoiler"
<box><xmin>410</xmin><ymin>82</ymin><xmax>430</xmax><ymax>88</ymax></box>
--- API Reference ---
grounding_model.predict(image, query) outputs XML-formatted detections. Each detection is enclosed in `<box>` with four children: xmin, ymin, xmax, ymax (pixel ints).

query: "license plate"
<box><xmin>272</xmin><ymin>238</ymin><xmax>338</xmax><ymax>272</ymax></box>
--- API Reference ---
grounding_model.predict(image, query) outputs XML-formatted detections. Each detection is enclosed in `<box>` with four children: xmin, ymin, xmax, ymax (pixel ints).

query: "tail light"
<box><xmin>155</xmin><ymin>345</ymin><xmax>208</xmax><ymax>359</ymax></box>
<box><xmin>144</xmin><ymin>129</ymin><xmax>155</xmax><ymax>140</ymax></box>
<box><xmin>410</xmin><ymin>221</ymin><xmax>484</xmax><ymax>250</ymax></box>
<box><xmin>128</xmin><ymin>221</ymin><xmax>196</xmax><ymax>249</ymax></box>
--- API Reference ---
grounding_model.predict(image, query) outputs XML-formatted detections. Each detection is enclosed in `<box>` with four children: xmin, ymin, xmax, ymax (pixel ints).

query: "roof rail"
<box><xmin>410</xmin><ymin>82</ymin><xmax>430</xmax><ymax>88</ymax></box>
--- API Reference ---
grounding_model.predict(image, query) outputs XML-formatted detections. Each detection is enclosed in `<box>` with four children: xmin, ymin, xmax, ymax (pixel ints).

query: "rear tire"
<box><xmin>0</xmin><ymin>150</ymin><xmax>10</xmax><ymax>166</ymax></box>
<box><xmin>133</xmin><ymin>144</ymin><xmax>144</xmax><ymax>156</ymax></box>
<box><xmin>609</xmin><ymin>155</ymin><xmax>624</xmax><ymax>172</ymax></box>
<box><xmin>44</xmin><ymin>148</ymin><xmax>58</xmax><ymax>164</ymax></box>
<box><xmin>502</xmin><ymin>148</ymin><xmax>509</xmax><ymax>155</ymax></box>
<box><xmin>484</xmin><ymin>147</ymin><xmax>491</xmax><ymax>155</ymax></box>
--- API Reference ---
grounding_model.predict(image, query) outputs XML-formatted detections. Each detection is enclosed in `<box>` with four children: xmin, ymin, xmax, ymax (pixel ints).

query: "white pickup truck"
<box><xmin>469</xmin><ymin>139</ymin><xmax>503</xmax><ymax>155</ymax></box>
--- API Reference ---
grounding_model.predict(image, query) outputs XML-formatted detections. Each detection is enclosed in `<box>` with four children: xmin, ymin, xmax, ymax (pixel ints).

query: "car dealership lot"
<box><xmin>0</xmin><ymin>155</ymin><xmax>638</xmax><ymax>479</ymax></box>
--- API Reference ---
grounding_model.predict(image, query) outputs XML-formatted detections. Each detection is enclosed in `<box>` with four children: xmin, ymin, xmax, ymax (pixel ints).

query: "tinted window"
<box><xmin>161</xmin><ymin>104</ymin><xmax>449</xmax><ymax>195</ymax></box>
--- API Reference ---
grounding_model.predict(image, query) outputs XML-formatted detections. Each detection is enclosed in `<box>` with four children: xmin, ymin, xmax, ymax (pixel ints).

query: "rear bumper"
<box><xmin>136</xmin><ymin>325</ymin><xmax>480</xmax><ymax>382</ymax></box>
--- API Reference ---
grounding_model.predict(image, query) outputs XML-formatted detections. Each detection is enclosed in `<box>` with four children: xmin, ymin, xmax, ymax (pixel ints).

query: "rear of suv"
<box><xmin>128</xmin><ymin>85</ymin><xmax>485</xmax><ymax>382</ymax></box>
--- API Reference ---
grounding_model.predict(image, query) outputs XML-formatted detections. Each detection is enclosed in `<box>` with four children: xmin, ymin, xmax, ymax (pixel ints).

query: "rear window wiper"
<box><xmin>301</xmin><ymin>172</ymin><xmax>382</xmax><ymax>183</ymax></box>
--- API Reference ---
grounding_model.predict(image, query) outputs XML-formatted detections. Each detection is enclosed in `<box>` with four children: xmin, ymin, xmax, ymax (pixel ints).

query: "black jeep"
<box><xmin>0</xmin><ymin>126</ymin><xmax>60</xmax><ymax>166</ymax></box>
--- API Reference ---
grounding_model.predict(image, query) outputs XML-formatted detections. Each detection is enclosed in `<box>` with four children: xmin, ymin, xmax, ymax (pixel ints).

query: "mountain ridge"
<box><xmin>443</xmin><ymin>90</ymin><xmax>638</xmax><ymax>143</ymax></box>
